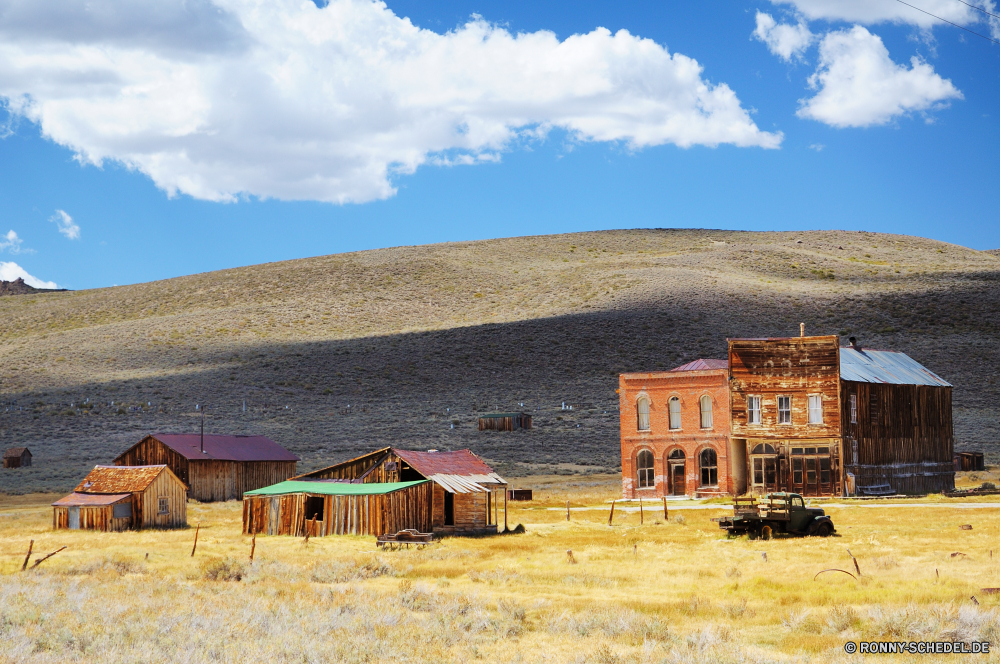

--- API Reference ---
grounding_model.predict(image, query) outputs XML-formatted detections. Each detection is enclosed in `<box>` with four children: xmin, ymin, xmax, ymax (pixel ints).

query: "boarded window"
<box><xmin>113</xmin><ymin>501</ymin><xmax>132</xmax><ymax>519</ymax></box>
<box><xmin>700</xmin><ymin>395</ymin><xmax>713</xmax><ymax>429</ymax></box>
<box><xmin>869</xmin><ymin>392</ymin><xmax>880</xmax><ymax>422</ymax></box>
<box><xmin>636</xmin><ymin>397</ymin><xmax>650</xmax><ymax>431</ymax></box>
<box><xmin>637</xmin><ymin>450</ymin><xmax>654</xmax><ymax>488</ymax></box>
<box><xmin>668</xmin><ymin>397</ymin><xmax>681</xmax><ymax>430</ymax></box>
<box><xmin>778</xmin><ymin>396</ymin><xmax>791</xmax><ymax>424</ymax></box>
<box><xmin>699</xmin><ymin>448</ymin><xmax>718</xmax><ymax>487</ymax></box>
<box><xmin>747</xmin><ymin>396</ymin><xmax>761</xmax><ymax>424</ymax></box>
<box><xmin>850</xmin><ymin>394</ymin><xmax>857</xmax><ymax>424</ymax></box>
<box><xmin>158</xmin><ymin>497</ymin><xmax>169</xmax><ymax>515</ymax></box>
<box><xmin>808</xmin><ymin>395</ymin><xmax>823</xmax><ymax>424</ymax></box>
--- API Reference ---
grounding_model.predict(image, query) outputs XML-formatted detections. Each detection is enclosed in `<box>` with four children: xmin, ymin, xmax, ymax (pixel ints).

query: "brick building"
<box><xmin>619</xmin><ymin>359</ymin><xmax>732</xmax><ymax>499</ymax></box>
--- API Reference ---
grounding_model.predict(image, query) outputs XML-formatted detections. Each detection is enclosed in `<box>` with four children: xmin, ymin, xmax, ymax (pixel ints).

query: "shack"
<box><xmin>478</xmin><ymin>412</ymin><xmax>532</xmax><ymax>431</ymax></box>
<box><xmin>113</xmin><ymin>433</ymin><xmax>299</xmax><ymax>502</ymax></box>
<box><xmin>292</xmin><ymin>448</ymin><xmax>507</xmax><ymax>535</ymax></box>
<box><xmin>243</xmin><ymin>480</ymin><xmax>431</xmax><ymax>537</ymax></box>
<box><xmin>52</xmin><ymin>465</ymin><xmax>187</xmax><ymax>531</ymax></box>
<box><xmin>3</xmin><ymin>447</ymin><xmax>31</xmax><ymax>468</ymax></box>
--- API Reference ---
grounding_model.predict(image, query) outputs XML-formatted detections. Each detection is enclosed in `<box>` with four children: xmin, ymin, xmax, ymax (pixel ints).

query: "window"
<box><xmin>157</xmin><ymin>497</ymin><xmax>169</xmax><ymax>515</ymax></box>
<box><xmin>747</xmin><ymin>396</ymin><xmax>761</xmax><ymax>425</ymax></box>
<box><xmin>820</xmin><ymin>458</ymin><xmax>831</xmax><ymax>485</ymax></box>
<box><xmin>849</xmin><ymin>394</ymin><xmax>857</xmax><ymax>424</ymax></box>
<box><xmin>808</xmin><ymin>395</ymin><xmax>823</xmax><ymax>424</ymax></box>
<box><xmin>637</xmin><ymin>450</ymin><xmax>654</xmax><ymax>488</ymax></box>
<box><xmin>869</xmin><ymin>392</ymin><xmax>880</xmax><ymax>422</ymax></box>
<box><xmin>113</xmin><ymin>501</ymin><xmax>132</xmax><ymax>519</ymax></box>
<box><xmin>791</xmin><ymin>496</ymin><xmax>804</xmax><ymax>508</ymax></box>
<box><xmin>700</xmin><ymin>395</ymin><xmax>713</xmax><ymax>429</ymax></box>
<box><xmin>668</xmin><ymin>397</ymin><xmax>681</xmax><ymax>429</ymax></box>
<box><xmin>304</xmin><ymin>496</ymin><xmax>325</xmax><ymax>522</ymax></box>
<box><xmin>636</xmin><ymin>397</ymin><xmax>650</xmax><ymax>431</ymax></box>
<box><xmin>792</xmin><ymin>458</ymin><xmax>803</xmax><ymax>485</ymax></box>
<box><xmin>699</xmin><ymin>448</ymin><xmax>718</xmax><ymax>487</ymax></box>
<box><xmin>778</xmin><ymin>396</ymin><xmax>791</xmax><ymax>424</ymax></box>
<box><xmin>751</xmin><ymin>443</ymin><xmax>776</xmax><ymax>455</ymax></box>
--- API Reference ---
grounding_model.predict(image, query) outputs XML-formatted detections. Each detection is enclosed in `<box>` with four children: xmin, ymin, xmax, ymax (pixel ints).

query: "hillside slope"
<box><xmin>1</xmin><ymin>229</ymin><xmax>998</xmax><ymax>493</ymax></box>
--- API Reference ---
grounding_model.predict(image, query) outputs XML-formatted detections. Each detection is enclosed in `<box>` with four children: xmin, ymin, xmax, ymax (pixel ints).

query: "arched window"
<box><xmin>668</xmin><ymin>449</ymin><xmax>686</xmax><ymax>460</ymax></box>
<box><xmin>751</xmin><ymin>443</ymin><xmax>776</xmax><ymax>455</ymax></box>
<box><xmin>636</xmin><ymin>450</ymin><xmax>654</xmax><ymax>488</ymax></box>
<box><xmin>668</xmin><ymin>397</ymin><xmax>681</xmax><ymax>430</ymax></box>
<box><xmin>636</xmin><ymin>397</ymin><xmax>650</xmax><ymax>431</ymax></box>
<box><xmin>700</xmin><ymin>448</ymin><xmax>718</xmax><ymax>487</ymax></box>
<box><xmin>700</xmin><ymin>395</ymin><xmax>713</xmax><ymax>429</ymax></box>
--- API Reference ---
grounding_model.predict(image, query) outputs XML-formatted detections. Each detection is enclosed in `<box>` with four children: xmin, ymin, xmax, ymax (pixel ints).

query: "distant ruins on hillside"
<box><xmin>0</xmin><ymin>278</ymin><xmax>67</xmax><ymax>296</ymax></box>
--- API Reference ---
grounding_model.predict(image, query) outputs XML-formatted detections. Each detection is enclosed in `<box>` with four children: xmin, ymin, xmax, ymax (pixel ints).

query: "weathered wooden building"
<box><xmin>113</xmin><ymin>434</ymin><xmax>299</xmax><ymax>502</ymax></box>
<box><xmin>729</xmin><ymin>334</ymin><xmax>953</xmax><ymax>496</ymax></box>
<box><xmin>293</xmin><ymin>448</ymin><xmax>507</xmax><ymax>535</ymax></box>
<box><xmin>52</xmin><ymin>465</ymin><xmax>188</xmax><ymax>531</ymax></box>
<box><xmin>478</xmin><ymin>412</ymin><xmax>532</xmax><ymax>431</ymax></box>
<box><xmin>243</xmin><ymin>480</ymin><xmax>432</xmax><ymax>537</ymax></box>
<box><xmin>3</xmin><ymin>447</ymin><xmax>31</xmax><ymax>468</ymax></box>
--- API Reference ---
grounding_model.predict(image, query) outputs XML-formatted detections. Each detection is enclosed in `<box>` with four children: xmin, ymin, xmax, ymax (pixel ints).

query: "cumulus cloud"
<box><xmin>0</xmin><ymin>261</ymin><xmax>57</xmax><ymax>288</ymax></box>
<box><xmin>753</xmin><ymin>12</ymin><xmax>815</xmax><ymax>61</ymax></box>
<box><xmin>50</xmin><ymin>209</ymin><xmax>81</xmax><ymax>240</ymax></box>
<box><xmin>797</xmin><ymin>27</ymin><xmax>962</xmax><ymax>128</ymax></box>
<box><xmin>0</xmin><ymin>229</ymin><xmax>27</xmax><ymax>254</ymax></box>
<box><xmin>0</xmin><ymin>0</ymin><xmax>782</xmax><ymax>205</ymax></box>
<box><xmin>768</xmin><ymin>0</ymin><xmax>983</xmax><ymax>29</ymax></box>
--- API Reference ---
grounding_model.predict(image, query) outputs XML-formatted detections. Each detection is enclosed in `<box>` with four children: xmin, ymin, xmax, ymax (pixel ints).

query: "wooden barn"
<box><xmin>52</xmin><ymin>465</ymin><xmax>187</xmax><ymax>531</ymax></box>
<box><xmin>243</xmin><ymin>480</ymin><xmax>432</xmax><ymax>537</ymax></box>
<box><xmin>478</xmin><ymin>412</ymin><xmax>532</xmax><ymax>432</ymax></box>
<box><xmin>293</xmin><ymin>448</ymin><xmax>507</xmax><ymax>535</ymax></box>
<box><xmin>113</xmin><ymin>433</ymin><xmax>299</xmax><ymax>502</ymax></box>
<box><xmin>3</xmin><ymin>447</ymin><xmax>31</xmax><ymax>468</ymax></box>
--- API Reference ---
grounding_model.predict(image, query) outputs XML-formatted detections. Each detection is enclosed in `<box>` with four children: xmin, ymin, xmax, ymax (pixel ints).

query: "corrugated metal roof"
<box><xmin>3</xmin><ymin>447</ymin><xmax>29</xmax><ymax>458</ymax></box>
<box><xmin>137</xmin><ymin>434</ymin><xmax>300</xmax><ymax>462</ymax></box>
<box><xmin>52</xmin><ymin>492</ymin><xmax>131</xmax><ymax>507</ymax></box>
<box><xmin>74</xmin><ymin>465</ymin><xmax>167</xmax><ymax>493</ymax></box>
<box><xmin>395</xmin><ymin>449</ymin><xmax>506</xmax><ymax>493</ymax></box>
<box><xmin>840</xmin><ymin>348</ymin><xmax>951</xmax><ymax>387</ymax></box>
<box><xmin>671</xmin><ymin>359</ymin><xmax>728</xmax><ymax>372</ymax></box>
<box><xmin>245</xmin><ymin>480</ymin><xmax>428</xmax><ymax>496</ymax></box>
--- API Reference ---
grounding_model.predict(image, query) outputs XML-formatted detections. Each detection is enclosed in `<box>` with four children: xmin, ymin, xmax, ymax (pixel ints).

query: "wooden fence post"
<box><xmin>504</xmin><ymin>490</ymin><xmax>508</xmax><ymax>532</ymax></box>
<box><xmin>30</xmin><ymin>546</ymin><xmax>67</xmax><ymax>569</ymax></box>
<box><xmin>21</xmin><ymin>539</ymin><xmax>33</xmax><ymax>571</ymax></box>
<box><xmin>191</xmin><ymin>522</ymin><xmax>200</xmax><ymax>557</ymax></box>
<box><xmin>566</xmin><ymin>500</ymin><xmax>570</xmax><ymax>522</ymax></box>
<box><xmin>663</xmin><ymin>497</ymin><xmax>668</xmax><ymax>521</ymax></box>
<box><xmin>608</xmin><ymin>500</ymin><xmax>615</xmax><ymax>527</ymax></box>
<box><xmin>250</xmin><ymin>531</ymin><xmax>257</xmax><ymax>562</ymax></box>
<box><xmin>639</xmin><ymin>498</ymin><xmax>643</xmax><ymax>525</ymax></box>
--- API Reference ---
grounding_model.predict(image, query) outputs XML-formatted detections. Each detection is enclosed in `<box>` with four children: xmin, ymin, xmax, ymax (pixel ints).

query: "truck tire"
<box><xmin>813</xmin><ymin>521</ymin><xmax>832</xmax><ymax>537</ymax></box>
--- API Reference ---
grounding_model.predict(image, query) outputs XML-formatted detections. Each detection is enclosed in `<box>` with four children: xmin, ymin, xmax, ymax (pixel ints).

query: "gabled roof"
<box><xmin>840</xmin><ymin>348</ymin><xmax>951</xmax><ymax>387</ymax></box>
<box><xmin>245</xmin><ymin>480</ymin><xmax>428</xmax><ymax>496</ymax></box>
<box><xmin>394</xmin><ymin>449</ymin><xmax>506</xmax><ymax>493</ymax></box>
<box><xmin>671</xmin><ymin>359</ymin><xmax>728</xmax><ymax>372</ymax></box>
<box><xmin>3</xmin><ymin>447</ymin><xmax>29</xmax><ymax>458</ymax></box>
<box><xmin>52</xmin><ymin>492</ymin><xmax>131</xmax><ymax>507</ymax></box>
<box><xmin>120</xmin><ymin>434</ymin><xmax>300</xmax><ymax>462</ymax></box>
<box><xmin>74</xmin><ymin>465</ymin><xmax>178</xmax><ymax>494</ymax></box>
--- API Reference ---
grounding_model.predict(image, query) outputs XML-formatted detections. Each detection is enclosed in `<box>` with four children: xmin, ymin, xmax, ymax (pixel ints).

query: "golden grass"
<box><xmin>4</xmin><ymin>477</ymin><xmax>1000</xmax><ymax>662</ymax></box>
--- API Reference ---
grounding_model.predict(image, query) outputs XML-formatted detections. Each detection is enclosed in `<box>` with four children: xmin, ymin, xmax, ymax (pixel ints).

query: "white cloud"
<box><xmin>0</xmin><ymin>261</ymin><xmax>58</xmax><ymax>288</ymax></box>
<box><xmin>808</xmin><ymin>143</ymin><xmax>824</xmax><ymax>151</ymax></box>
<box><xmin>0</xmin><ymin>229</ymin><xmax>28</xmax><ymax>254</ymax></box>
<box><xmin>0</xmin><ymin>0</ymin><xmax>782</xmax><ymax>205</ymax></box>
<box><xmin>50</xmin><ymin>209</ymin><xmax>81</xmax><ymax>240</ymax></box>
<box><xmin>768</xmin><ymin>0</ymin><xmax>981</xmax><ymax>29</ymax></box>
<box><xmin>797</xmin><ymin>26</ymin><xmax>962</xmax><ymax>128</ymax></box>
<box><xmin>753</xmin><ymin>12</ymin><xmax>815</xmax><ymax>61</ymax></box>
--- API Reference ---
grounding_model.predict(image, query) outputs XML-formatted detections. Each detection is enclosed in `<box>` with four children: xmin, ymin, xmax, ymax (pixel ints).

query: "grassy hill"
<box><xmin>1</xmin><ymin>229</ymin><xmax>999</xmax><ymax>494</ymax></box>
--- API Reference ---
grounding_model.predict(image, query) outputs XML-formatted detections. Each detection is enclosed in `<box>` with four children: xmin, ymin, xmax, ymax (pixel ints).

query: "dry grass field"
<box><xmin>1</xmin><ymin>228</ymin><xmax>998</xmax><ymax>495</ymax></box>
<box><xmin>4</xmin><ymin>475</ymin><xmax>1000</xmax><ymax>663</ymax></box>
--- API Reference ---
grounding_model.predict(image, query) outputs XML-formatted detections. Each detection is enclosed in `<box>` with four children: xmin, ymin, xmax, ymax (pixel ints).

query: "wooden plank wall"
<box><xmin>52</xmin><ymin>505</ymin><xmax>133</xmax><ymax>532</ymax></box>
<box><xmin>141</xmin><ymin>471</ymin><xmax>188</xmax><ymax>528</ymax></box>
<box><xmin>188</xmin><ymin>460</ymin><xmax>298</xmax><ymax>502</ymax></box>
<box><xmin>115</xmin><ymin>437</ymin><xmax>191</xmax><ymax>484</ymax></box>
<box><xmin>478</xmin><ymin>415</ymin><xmax>532</xmax><ymax>431</ymax></box>
<box><xmin>842</xmin><ymin>381</ymin><xmax>955</xmax><ymax>493</ymax></box>
<box><xmin>299</xmin><ymin>450</ymin><xmax>396</xmax><ymax>483</ymax></box>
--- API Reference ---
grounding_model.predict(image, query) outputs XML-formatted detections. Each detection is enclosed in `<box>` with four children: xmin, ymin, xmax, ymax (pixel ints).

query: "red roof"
<box><xmin>74</xmin><ymin>465</ymin><xmax>168</xmax><ymax>493</ymax></box>
<box><xmin>124</xmin><ymin>434</ymin><xmax>299</xmax><ymax>462</ymax></box>
<box><xmin>671</xmin><ymin>358</ymin><xmax>728</xmax><ymax>372</ymax></box>
<box><xmin>52</xmin><ymin>492</ymin><xmax>131</xmax><ymax>507</ymax></box>
<box><xmin>3</xmin><ymin>447</ymin><xmax>29</xmax><ymax>458</ymax></box>
<box><xmin>394</xmin><ymin>449</ymin><xmax>496</xmax><ymax>477</ymax></box>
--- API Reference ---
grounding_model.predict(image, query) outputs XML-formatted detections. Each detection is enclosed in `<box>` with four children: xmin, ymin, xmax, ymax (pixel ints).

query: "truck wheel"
<box><xmin>814</xmin><ymin>522</ymin><xmax>832</xmax><ymax>537</ymax></box>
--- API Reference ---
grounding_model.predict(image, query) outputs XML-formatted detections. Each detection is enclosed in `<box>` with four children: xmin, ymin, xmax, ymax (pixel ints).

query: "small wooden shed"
<box><xmin>114</xmin><ymin>433</ymin><xmax>299</xmax><ymax>502</ymax></box>
<box><xmin>52</xmin><ymin>465</ymin><xmax>188</xmax><ymax>531</ymax></box>
<box><xmin>243</xmin><ymin>480</ymin><xmax>432</xmax><ymax>537</ymax></box>
<box><xmin>478</xmin><ymin>412</ymin><xmax>532</xmax><ymax>431</ymax></box>
<box><xmin>3</xmin><ymin>447</ymin><xmax>31</xmax><ymax>468</ymax></box>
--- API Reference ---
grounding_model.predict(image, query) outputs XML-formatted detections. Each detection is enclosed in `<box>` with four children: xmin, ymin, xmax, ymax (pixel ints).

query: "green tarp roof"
<box><xmin>245</xmin><ymin>480</ymin><xmax>427</xmax><ymax>496</ymax></box>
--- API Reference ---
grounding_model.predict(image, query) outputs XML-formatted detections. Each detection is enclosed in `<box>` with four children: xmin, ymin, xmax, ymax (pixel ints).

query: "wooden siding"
<box><xmin>53</xmin><ymin>505</ymin><xmax>133</xmax><ymax>532</ymax></box>
<box><xmin>3</xmin><ymin>451</ymin><xmax>31</xmax><ymax>468</ymax></box>
<box><xmin>478</xmin><ymin>414</ymin><xmax>532</xmax><ymax>431</ymax></box>
<box><xmin>729</xmin><ymin>336</ymin><xmax>842</xmax><ymax>440</ymax></box>
<box><xmin>841</xmin><ymin>381</ymin><xmax>954</xmax><ymax>494</ymax></box>
<box><xmin>187</xmin><ymin>460</ymin><xmax>297</xmax><ymax>502</ymax></box>
<box><xmin>297</xmin><ymin>450</ymin><xmax>434</xmax><ymax>484</ymax></box>
<box><xmin>432</xmin><ymin>483</ymin><xmax>446</xmax><ymax>528</ymax></box>
<box><xmin>242</xmin><ymin>482</ymin><xmax>433</xmax><ymax>537</ymax></box>
<box><xmin>140</xmin><ymin>468</ymin><xmax>188</xmax><ymax>528</ymax></box>
<box><xmin>115</xmin><ymin>436</ymin><xmax>191</xmax><ymax>484</ymax></box>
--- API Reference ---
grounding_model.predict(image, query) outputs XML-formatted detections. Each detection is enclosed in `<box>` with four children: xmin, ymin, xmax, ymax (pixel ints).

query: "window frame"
<box><xmin>699</xmin><ymin>448</ymin><xmax>718</xmax><ymax>487</ymax></box>
<box><xmin>636</xmin><ymin>396</ymin><xmax>650</xmax><ymax>432</ymax></box>
<box><xmin>668</xmin><ymin>396</ymin><xmax>682</xmax><ymax>430</ymax></box>
<box><xmin>777</xmin><ymin>395</ymin><xmax>791</xmax><ymax>425</ymax></box>
<box><xmin>746</xmin><ymin>395</ymin><xmax>761</xmax><ymax>425</ymax></box>
<box><xmin>157</xmin><ymin>497</ymin><xmax>169</xmax><ymax>515</ymax></box>
<box><xmin>636</xmin><ymin>449</ymin><xmax>655</xmax><ymax>489</ymax></box>
<box><xmin>807</xmin><ymin>394</ymin><xmax>823</xmax><ymax>425</ymax></box>
<box><xmin>699</xmin><ymin>395</ymin><xmax>713</xmax><ymax>429</ymax></box>
<box><xmin>849</xmin><ymin>394</ymin><xmax>857</xmax><ymax>424</ymax></box>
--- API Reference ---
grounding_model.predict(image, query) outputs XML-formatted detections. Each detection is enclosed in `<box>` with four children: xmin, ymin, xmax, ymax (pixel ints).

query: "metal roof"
<box><xmin>394</xmin><ymin>449</ymin><xmax>506</xmax><ymax>493</ymax></box>
<box><xmin>127</xmin><ymin>434</ymin><xmax>300</xmax><ymax>462</ymax></box>
<box><xmin>245</xmin><ymin>480</ymin><xmax>428</xmax><ymax>497</ymax></box>
<box><xmin>3</xmin><ymin>447</ymin><xmax>29</xmax><ymax>458</ymax></box>
<box><xmin>671</xmin><ymin>359</ymin><xmax>728</xmax><ymax>372</ymax></box>
<box><xmin>74</xmin><ymin>465</ymin><xmax>170</xmax><ymax>493</ymax></box>
<box><xmin>52</xmin><ymin>492</ymin><xmax>131</xmax><ymax>507</ymax></box>
<box><xmin>840</xmin><ymin>348</ymin><xmax>951</xmax><ymax>387</ymax></box>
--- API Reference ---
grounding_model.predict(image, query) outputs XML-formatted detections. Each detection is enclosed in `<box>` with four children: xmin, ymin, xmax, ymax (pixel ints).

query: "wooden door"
<box><xmin>751</xmin><ymin>457</ymin><xmax>778</xmax><ymax>494</ymax></box>
<box><xmin>69</xmin><ymin>507</ymin><xmax>80</xmax><ymax>529</ymax></box>
<box><xmin>670</xmin><ymin>463</ymin><xmax>686</xmax><ymax>495</ymax></box>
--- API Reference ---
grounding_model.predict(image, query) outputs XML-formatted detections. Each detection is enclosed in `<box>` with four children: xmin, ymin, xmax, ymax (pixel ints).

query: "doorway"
<box><xmin>444</xmin><ymin>491</ymin><xmax>454</xmax><ymax>526</ymax></box>
<box><xmin>668</xmin><ymin>449</ymin><xmax>686</xmax><ymax>496</ymax></box>
<box><xmin>750</xmin><ymin>443</ymin><xmax>778</xmax><ymax>494</ymax></box>
<box><xmin>790</xmin><ymin>446</ymin><xmax>834</xmax><ymax>496</ymax></box>
<box><xmin>69</xmin><ymin>506</ymin><xmax>80</xmax><ymax>529</ymax></box>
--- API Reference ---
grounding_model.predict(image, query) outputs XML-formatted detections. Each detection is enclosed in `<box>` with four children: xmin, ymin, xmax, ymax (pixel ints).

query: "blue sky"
<box><xmin>0</xmin><ymin>0</ymin><xmax>998</xmax><ymax>290</ymax></box>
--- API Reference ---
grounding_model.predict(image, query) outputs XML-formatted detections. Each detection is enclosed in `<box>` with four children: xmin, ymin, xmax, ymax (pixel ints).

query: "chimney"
<box><xmin>800</xmin><ymin>323</ymin><xmax>805</xmax><ymax>337</ymax></box>
<box><xmin>849</xmin><ymin>336</ymin><xmax>862</xmax><ymax>351</ymax></box>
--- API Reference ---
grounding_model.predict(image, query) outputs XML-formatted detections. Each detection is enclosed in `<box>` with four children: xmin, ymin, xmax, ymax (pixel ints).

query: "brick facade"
<box><xmin>619</xmin><ymin>365</ymin><xmax>731</xmax><ymax>499</ymax></box>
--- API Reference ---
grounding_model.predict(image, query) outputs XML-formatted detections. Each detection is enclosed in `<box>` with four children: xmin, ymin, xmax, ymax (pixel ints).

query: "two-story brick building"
<box><xmin>619</xmin><ymin>359</ymin><xmax>732</xmax><ymax>499</ymax></box>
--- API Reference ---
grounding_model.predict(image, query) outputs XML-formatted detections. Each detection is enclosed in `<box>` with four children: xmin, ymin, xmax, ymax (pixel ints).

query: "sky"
<box><xmin>0</xmin><ymin>0</ymin><xmax>998</xmax><ymax>290</ymax></box>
